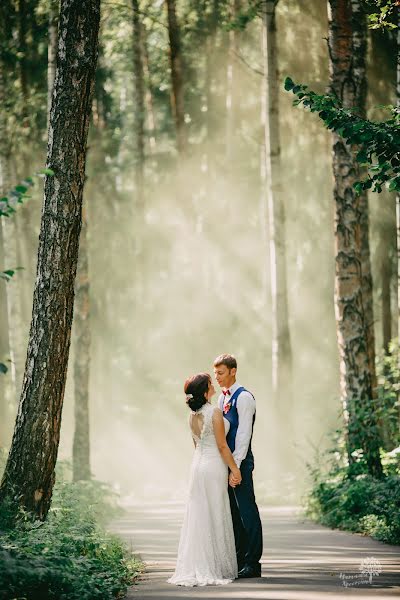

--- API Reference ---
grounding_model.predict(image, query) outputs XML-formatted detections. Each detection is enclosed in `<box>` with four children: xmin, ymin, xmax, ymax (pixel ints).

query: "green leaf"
<box><xmin>284</xmin><ymin>77</ymin><xmax>294</xmax><ymax>91</ymax></box>
<box><xmin>15</xmin><ymin>185</ymin><xmax>28</xmax><ymax>194</ymax></box>
<box><xmin>356</xmin><ymin>150</ymin><xmax>368</xmax><ymax>163</ymax></box>
<box><xmin>0</xmin><ymin>363</ymin><xmax>8</xmax><ymax>374</ymax></box>
<box><xmin>37</xmin><ymin>168</ymin><xmax>55</xmax><ymax>177</ymax></box>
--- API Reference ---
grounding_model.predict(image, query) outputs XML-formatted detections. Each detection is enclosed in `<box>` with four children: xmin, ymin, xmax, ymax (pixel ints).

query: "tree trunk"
<box><xmin>397</xmin><ymin>7</ymin><xmax>400</xmax><ymax>343</ymax></box>
<box><xmin>261</xmin><ymin>0</ymin><xmax>292</xmax><ymax>399</ymax></box>
<box><xmin>0</xmin><ymin>0</ymin><xmax>101</xmax><ymax>520</ymax></box>
<box><xmin>47</xmin><ymin>0</ymin><xmax>59</xmax><ymax>126</ymax></box>
<box><xmin>328</xmin><ymin>0</ymin><xmax>382</xmax><ymax>478</ymax></box>
<box><xmin>225</xmin><ymin>0</ymin><xmax>241</xmax><ymax>161</ymax></box>
<box><xmin>165</xmin><ymin>0</ymin><xmax>186</xmax><ymax>154</ymax></box>
<box><xmin>72</xmin><ymin>205</ymin><xmax>91</xmax><ymax>482</ymax></box>
<box><xmin>376</xmin><ymin>202</ymin><xmax>393</xmax><ymax>354</ymax></box>
<box><xmin>142</xmin><ymin>23</ymin><xmax>157</xmax><ymax>154</ymax></box>
<box><xmin>0</xmin><ymin>56</ymin><xmax>24</xmax><ymax>400</ymax></box>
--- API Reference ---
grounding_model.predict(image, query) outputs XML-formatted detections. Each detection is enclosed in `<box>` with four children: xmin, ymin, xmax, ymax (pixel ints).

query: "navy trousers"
<box><xmin>228</xmin><ymin>455</ymin><xmax>263</xmax><ymax>569</ymax></box>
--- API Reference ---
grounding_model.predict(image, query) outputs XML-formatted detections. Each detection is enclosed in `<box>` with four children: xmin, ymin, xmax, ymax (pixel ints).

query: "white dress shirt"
<box><xmin>218</xmin><ymin>381</ymin><xmax>256</xmax><ymax>468</ymax></box>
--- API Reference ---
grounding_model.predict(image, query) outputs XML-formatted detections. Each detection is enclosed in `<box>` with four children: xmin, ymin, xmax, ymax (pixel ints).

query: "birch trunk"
<box><xmin>0</xmin><ymin>0</ymin><xmax>100</xmax><ymax>519</ymax></box>
<box><xmin>261</xmin><ymin>0</ymin><xmax>292</xmax><ymax>399</ymax></box>
<box><xmin>328</xmin><ymin>0</ymin><xmax>382</xmax><ymax>477</ymax></box>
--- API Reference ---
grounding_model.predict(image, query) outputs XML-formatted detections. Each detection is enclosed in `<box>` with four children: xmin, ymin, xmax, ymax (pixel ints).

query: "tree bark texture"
<box><xmin>328</xmin><ymin>0</ymin><xmax>382</xmax><ymax>477</ymax></box>
<box><xmin>165</xmin><ymin>0</ymin><xmax>186</xmax><ymax>154</ymax></box>
<box><xmin>0</xmin><ymin>0</ymin><xmax>101</xmax><ymax>519</ymax></box>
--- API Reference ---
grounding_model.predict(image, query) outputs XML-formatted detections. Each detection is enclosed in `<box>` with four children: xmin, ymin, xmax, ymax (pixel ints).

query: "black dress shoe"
<box><xmin>238</xmin><ymin>564</ymin><xmax>262</xmax><ymax>579</ymax></box>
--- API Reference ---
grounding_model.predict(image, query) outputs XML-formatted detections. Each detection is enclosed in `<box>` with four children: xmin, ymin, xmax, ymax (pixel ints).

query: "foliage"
<box><xmin>305</xmin><ymin>466</ymin><xmax>400</xmax><ymax>544</ymax></box>
<box><xmin>376</xmin><ymin>339</ymin><xmax>400</xmax><ymax>450</ymax></box>
<box><xmin>304</xmin><ymin>387</ymin><xmax>400</xmax><ymax>545</ymax></box>
<box><xmin>364</xmin><ymin>0</ymin><xmax>399</xmax><ymax>30</ymax></box>
<box><xmin>284</xmin><ymin>77</ymin><xmax>400</xmax><ymax>194</ymax></box>
<box><xmin>0</xmin><ymin>466</ymin><xmax>143</xmax><ymax>600</ymax></box>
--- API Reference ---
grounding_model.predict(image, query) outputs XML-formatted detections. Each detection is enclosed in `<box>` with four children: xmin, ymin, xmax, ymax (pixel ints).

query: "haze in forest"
<box><xmin>0</xmin><ymin>0</ymin><xmax>396</xmax><ymax>504</ymax></box>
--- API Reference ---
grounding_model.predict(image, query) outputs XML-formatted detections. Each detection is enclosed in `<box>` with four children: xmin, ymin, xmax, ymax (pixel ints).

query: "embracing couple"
<box><xmin>168</xmin><ymin>353</ymin><xmax>263</xmax><ymax>587</ymax></box>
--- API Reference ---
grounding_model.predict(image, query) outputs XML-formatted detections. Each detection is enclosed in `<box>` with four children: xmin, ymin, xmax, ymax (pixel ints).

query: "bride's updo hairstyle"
<box><xmin>184</xmin><ymin>373</ymin><xmax>211</xmax><ymax>411</ymax></box>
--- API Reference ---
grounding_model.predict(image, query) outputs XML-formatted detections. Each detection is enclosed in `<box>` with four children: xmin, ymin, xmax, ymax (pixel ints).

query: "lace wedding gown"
<box><xmin>167</xmin><ymin>402</ymin><xmax>238</xmax><ymax>586</ymax></box>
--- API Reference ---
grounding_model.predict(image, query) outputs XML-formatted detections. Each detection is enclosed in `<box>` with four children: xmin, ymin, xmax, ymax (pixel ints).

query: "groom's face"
<box><xmin>213</xmin><ymin>364</ymin><xmax>236</xmax><ymax>389</ymax></box>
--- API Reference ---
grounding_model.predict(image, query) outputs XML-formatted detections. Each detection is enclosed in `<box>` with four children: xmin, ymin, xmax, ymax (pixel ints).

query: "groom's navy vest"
<box><xmin>224</xmin><ymin>387</ymin><xmax>255</xmax><ymax>461</ymax></box>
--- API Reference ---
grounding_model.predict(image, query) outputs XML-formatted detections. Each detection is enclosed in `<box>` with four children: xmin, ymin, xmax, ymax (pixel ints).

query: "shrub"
<box><xmin>0</xmin><ymin>471</ymin><xmax>143</xmax><ymax>599</ymax></box>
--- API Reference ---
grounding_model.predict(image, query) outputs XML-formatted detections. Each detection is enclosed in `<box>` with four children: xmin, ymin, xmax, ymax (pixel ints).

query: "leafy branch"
<box><xmin>1</xmin><ymin>168</ymin><xmax>54</xmax><ymax>282</ymax></box>
<box><xmin>365</xmin><ymin>0</ymin><xmax>399</xmax><ymax>30</ymax></box>
<box><xmin>284</xmin><ymin>77</ymin><xmax>400</xmax><ymax>193</ymax></box>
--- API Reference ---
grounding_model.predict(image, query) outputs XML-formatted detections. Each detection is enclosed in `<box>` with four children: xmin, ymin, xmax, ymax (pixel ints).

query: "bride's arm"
<box><xmin>212</xmin><ymin>408</ymin><xmax>242</xmax><ymax>483</ymax></box>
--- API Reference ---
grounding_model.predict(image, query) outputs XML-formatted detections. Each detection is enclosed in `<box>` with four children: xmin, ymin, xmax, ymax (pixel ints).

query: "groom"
<box><xmin>214</xmin><ymin>353</ymin><xmax>263</xmax><ymax>579</ymax></box>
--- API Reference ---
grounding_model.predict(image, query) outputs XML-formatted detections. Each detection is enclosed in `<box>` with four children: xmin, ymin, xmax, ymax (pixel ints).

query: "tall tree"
<box><xmin>132</xmin><ymin>0</ymin><xmax>145</xmax><ymax>307</ymax></box>
<box><xmin>397</xmin><ymin>5</ymin><xmax>400</xmax><ymax>342</ymax></box>
<box><xmin>0</xmin><ymin>0</ymin><xmax>101</xmax><ymax>519</ymax></box>
<box><xmin>261</xmin><ymin>0</ymin><xmax>293</xmax><ymax>401</ymax></box>
<box><xmin>72</xmin><ymin>205</ymin><xmax>91</xmax><ymax>482</ymax></box>
<box><xmin>327</xmin><ymin>0</ymin><xmax>382</xmax><ymax>477</ymax></box>
<box><xmin>225</xmin><ymin>0</ymin><xmax>241</xmax><ymax>160</ymax></box>
<box><xmin>165</xmin><ymin>0</ymin><xmax>186</xmax><ymax>153</ymax></box>
<box><xmin>47</xmin><ymin>0</ymin><xmax>59</xmax><ymax>126</ymax></box>
<box><xmin>0</xmin><ymin>1</ymin><xmax>24</xmax><ymax>401</ymax></box>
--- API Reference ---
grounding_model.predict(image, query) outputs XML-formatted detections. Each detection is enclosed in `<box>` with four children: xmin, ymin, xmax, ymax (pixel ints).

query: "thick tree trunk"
<box><xmin>0</xmin><ymin>0</ymin><xmax>100</xmax><ymax>520</ymax></box>
<box><xmin>328</xmin><ymin>0</ymin><xmax>382</xmax><ymax>477</ymax></box>
<box><xmin>165</xmin><ymin>0</ymin><xmax>186</xmax><ymax>154</ymax></box>
<box><xmin>72</xmin><ymin>206</ymin><xmax>91</xmax><ymax>482</ymax></box>
<box><xmin>261</xmin><ymin>0</ymin><xmax>292</xmax><ymax>399</ymax></box>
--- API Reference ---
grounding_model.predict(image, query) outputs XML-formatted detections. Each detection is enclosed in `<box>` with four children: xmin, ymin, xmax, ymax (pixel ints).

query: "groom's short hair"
<box><xmin>213</xmin><ymin>354</ymin><xmax>237</xmax><ymax>370</ymax></box>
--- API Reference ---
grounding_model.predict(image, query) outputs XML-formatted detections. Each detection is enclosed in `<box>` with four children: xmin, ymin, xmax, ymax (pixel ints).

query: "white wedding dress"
<box><xmin>167</xmin><ymin>402</ymin><xmax>238</xmax><ymax>586</ymax></box>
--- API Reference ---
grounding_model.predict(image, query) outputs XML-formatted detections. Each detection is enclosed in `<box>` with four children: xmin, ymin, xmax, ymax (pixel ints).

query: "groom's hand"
<box><xmin>229</xmin><ymin>472</ymin><xmax>241</xmax><ymax>488</ymax></box>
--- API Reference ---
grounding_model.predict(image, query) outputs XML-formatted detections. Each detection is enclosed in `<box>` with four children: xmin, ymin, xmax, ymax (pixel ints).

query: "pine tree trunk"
<box><xmin>261</xmin><ymin>0</ymin><xmax>292</xmax><ymax>399</ymax></box>
<box><xmin>0</xmin><ymin>0</ymin><xmax>101</xmax><ymax>520</ymax></box>
<box><xmin>328</xmin><ymin>0</ymin><xmax>382</xmax><ymax>478</ymax></box>
<box><xmin>165</xmin><ymin>0</ymin><xmax>186</xmax><ymax>154</ymax></box>
<box><xmin>72</xmin><ymin>205</ymin><xmax>91</xmax><ymax>482</ymax></box>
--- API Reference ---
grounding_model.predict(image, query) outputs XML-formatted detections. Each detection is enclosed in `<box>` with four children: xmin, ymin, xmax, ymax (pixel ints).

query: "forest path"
<box><xmin>111</xmin><ymin>503</ymin><xmax>400</xmax><ymax>600</ymax></box>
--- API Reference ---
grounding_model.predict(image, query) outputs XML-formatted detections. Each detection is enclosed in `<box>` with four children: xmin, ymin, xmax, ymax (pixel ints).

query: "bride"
<box><xmin>167</xmin><ymin>372</ymin><xmax>241</xmax><ymax>587</ymax></box>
